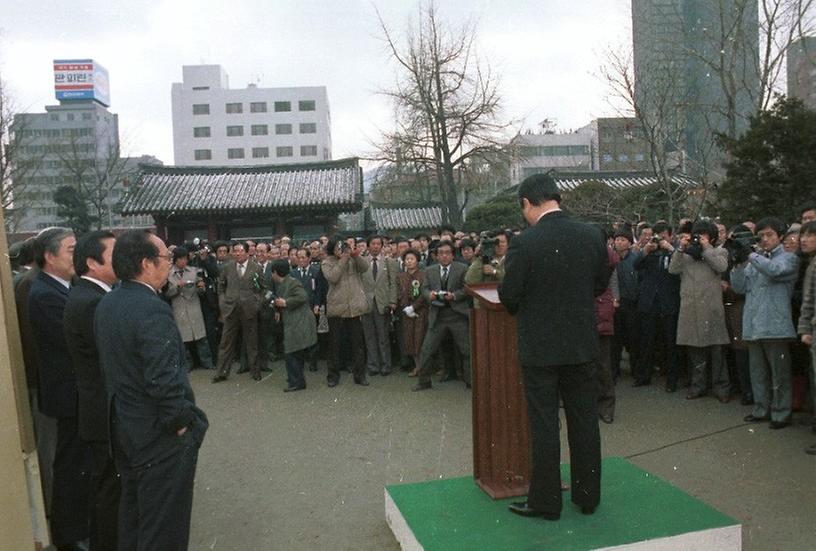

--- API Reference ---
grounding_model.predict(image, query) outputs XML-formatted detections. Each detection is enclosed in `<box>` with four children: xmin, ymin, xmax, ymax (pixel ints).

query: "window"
<box><xmin>193</xmin><ymin>127</ymin><xmax>211</xmax><ymax>138</ymax></box>
<box><xmin>67</xmin><ymin>113</ymin><xmax>75</xmax><ymax>121</ymax></box>
<box><xmin>274</xmin><ymin>101</ymin><xmax>291</xmax><ymax>112</ymax></box>
<box><xmin>194</xmin><ymin>149</ymin><xmax>212</xmax><ymax>160</ymax></box>
<box><xmin>82</xmin><ymin>112</ymin><xmax>92</xmax><ymax>121</ymax></box>
<box><xmin>275</xmin><ymin>123</ymin><xmax>292</xmax><ymax>135</ymax></box>
<box><xmin>227</xmin><ymin>148</ymin><xmax>245</xmax><ymax>159</ymax></box>
<box><xmin>298</xmin><ymin>100</ymin><xmax>316</xmax><ymax>111</ymax></box>
<box><xmin>251</xmin><ymin>124</ymin><xmax>268</xmax><ymax>136</ymax></box>
<box><xmin>634</xmin><ymin>153</ymin><xmax>645</xmax><ymax>162</ymax></box>
<box><xmin>49</xmin><ymin>113</ymin><xmax>59</xmax><ymax>121</ymax></box>
<box><xmin>226</xmin><ymin>102</ymin><xmax>243</xmax><ymax>114</ymax></box>
<box><xmin>601</xmin><ymin>154</ymin><xmax>613</xmax><ymax>163</ymax></box>
<box><xmin>252</xmin><ymin>147</ymin><xmax>270</xmax><ymax>158</ymax></box>
<box><xmin>226</xmin><ymin>125</ymin><xmax>244</xmax><ymax>137</ymax></box>
<box><xmin>299</xmin><ymin>122</ymin><xmax>317</xmax><ymax>134</ymax></box>
<box><xmin>192</xmin><ymin>86</ymin><xmax>210</xmax><ymax>91</ymax></box>
<box><xmin>300</xmin><ymin>145</ymin><xmax>318</xmax><ymax>156</ymax></box>
<box><xmin>276</xmin><ymin>146</ymin><xmax>293</xmax><ymax>157</ymax></box>
<box><xmin>193</xmin><ymin>104</ymin><xmax>210</xmax><ymax>115</ymax></box>
<box><xmin>618</xmin><ymin>154</ymin><xmax>629</xmax><ymax>162</ymax></box>
<box><xmin>250</xmin><ymin>102</ymin><xmax>267</xmax><ymax>113</ymax></box>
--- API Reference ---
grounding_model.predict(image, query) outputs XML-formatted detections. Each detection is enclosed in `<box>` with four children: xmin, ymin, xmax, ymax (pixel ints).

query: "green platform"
<box><xmin>384</xmin><ymin>457</ymin><xmax>741</xmax><ymax>551</ymax></box>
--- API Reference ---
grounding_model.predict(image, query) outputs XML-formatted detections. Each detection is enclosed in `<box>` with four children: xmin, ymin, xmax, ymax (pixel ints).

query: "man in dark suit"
<box><xmin>499</xmin><ymin>173</ymin><xmax>609</xmax><ymax>520</ymax></box>
<box><xmin>28</xmin><ymin>227</ymin><xmax>92</xmax><ymax>550</ymax></box>
<box><xmin>212</xmin><ymin>241</ymin><xmax>265</xmax><ymax>382</ymax></box>
<box><xmin>63</xmin><ymin>230</ymin><xmax>120</xmax><ymax>551</ymax></box>
<box><xmin>95</xmin><ymin>230</ymin><xmax>208</xmax><ymax>551</ymax></box>
<box><xmin>412</xmin><ymin>241</ymin><xmax>471</xmax><ymax>390</ymax></box>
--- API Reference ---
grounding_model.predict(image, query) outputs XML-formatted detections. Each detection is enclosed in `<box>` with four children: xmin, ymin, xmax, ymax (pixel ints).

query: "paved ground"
<box><xmin>188</xmin><ymin>363</ymin><xmax>815</xmax><ymax>551</ymax></box>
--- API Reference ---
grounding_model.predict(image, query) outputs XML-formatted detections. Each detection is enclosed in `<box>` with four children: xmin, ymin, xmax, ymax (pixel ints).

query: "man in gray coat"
<box><xmin>731</xmin><ymin>217</ymin><xmax>800</xmax><ymax>429</ymax></box>
<box><xmin>361</xmin><ymin>235</ymin><xmax>399</xmax><ymax>376</ymax></box>
<box><xmin>165</xmin><ymin>246</ymin><xmax>214</xmax><ymax>370</ymax></box>
<box><xmin>669</xmin><ymin>220</ymin><xmax>731</xmax><ymax>401</ymax></box>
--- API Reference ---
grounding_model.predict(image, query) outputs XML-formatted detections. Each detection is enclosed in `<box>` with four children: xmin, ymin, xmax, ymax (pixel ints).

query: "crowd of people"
<box><xmin>7</xmin><ymin>197</ymin><xmax>816</xmax><ymax>548</ymax></box>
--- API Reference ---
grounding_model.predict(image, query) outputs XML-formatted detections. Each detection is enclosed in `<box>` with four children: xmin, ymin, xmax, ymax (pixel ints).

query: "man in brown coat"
<box><xmin>212</xmin><ymin>242</ymin><xmax>265</xmax><ymax>382</ymax></box>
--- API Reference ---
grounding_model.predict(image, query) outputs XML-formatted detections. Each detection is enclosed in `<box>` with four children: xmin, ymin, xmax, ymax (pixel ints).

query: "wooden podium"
<box><xmin>466</xmin><ymin>282</ymin><xmax>530</xmax><ymax>499</ymax></box>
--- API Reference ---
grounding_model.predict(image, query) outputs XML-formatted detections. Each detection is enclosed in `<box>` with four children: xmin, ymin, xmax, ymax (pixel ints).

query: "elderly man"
<box><xmin>95</xmin><ymin>230</ymin><xmax>208</xmax><ymax>551</ymax></box>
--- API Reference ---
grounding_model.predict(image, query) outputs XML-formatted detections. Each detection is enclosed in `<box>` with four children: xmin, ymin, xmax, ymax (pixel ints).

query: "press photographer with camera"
<box><xmin>165</xmin><ymin>246</ymin><xmax>215</xmax><ymax>371</ymax></box>
<box><xmin>321</xmin><ymin>236</ymin><xmax>370</xmax><ymax>387</ymax></box>
<box><xmin>668</xmin><ymin>220</ymin><xmax>731</xmax><ymax>402</ymax></box>
<box><xmin>465</xmin><ymin>230</ymin><xmax>509</xmax><ymax>288</ymax></box>
<box><xmin>730</xmin><ymin>217</ymin><xmax>800</xmax><ymax>429</ymax></box>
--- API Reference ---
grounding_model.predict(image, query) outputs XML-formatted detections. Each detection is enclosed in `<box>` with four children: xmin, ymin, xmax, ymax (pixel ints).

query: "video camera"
<box><xmin>723</xmin><ymin>231</ymin><xmax>758</xmax><ymax>264</ymax></box>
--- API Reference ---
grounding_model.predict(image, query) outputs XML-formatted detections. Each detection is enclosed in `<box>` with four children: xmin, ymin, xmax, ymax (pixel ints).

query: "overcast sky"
<box><xmin>0</xmin><ymin>0</ymin><xmax>632</xmax><ymax>165</ymax></box>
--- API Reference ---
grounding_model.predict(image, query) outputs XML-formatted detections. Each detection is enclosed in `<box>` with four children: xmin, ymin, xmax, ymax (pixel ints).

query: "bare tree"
<box><xmin>373</xmin><ymin>0</ymin><xmax>512</xmax><ymax>226</ymax></box>
<box><xmin>0</xmin><ymin>73</ymin><xmax>44</xmax><ymax>232</ymax></box>
<box><xmin>600</xmin><ymin>47</ymin><xmax>691</xmax><ymax>225</ymax></box>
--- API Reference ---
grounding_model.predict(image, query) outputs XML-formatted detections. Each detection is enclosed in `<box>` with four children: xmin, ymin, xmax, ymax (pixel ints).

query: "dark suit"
<box><xmin>28</xmin><ymin>271</ymin><xmax>91</xmax><ymax>546</ymax></box>
<box><xmin>416</xmin><ymin>261</ymin><xmax>471</xmax><ymax>385</ymax></box>
<box><xmin>215</xmin><ymin>260</ymin><xmax>265</xmax><ymax>378</ymax></box>
<box><xmin>64</xmin><ymin>277</ymin><xmax>120</xmax><ymax>550</ymax></box>
<box><xmin>95</xmin><ymin>280</ymin><xmax>208</xmax><ymax>551</ymax></box>
<box><xmin>499</xmin><ymin>210</ymin><xmax>609</xmax><ymax>516</ymax></box>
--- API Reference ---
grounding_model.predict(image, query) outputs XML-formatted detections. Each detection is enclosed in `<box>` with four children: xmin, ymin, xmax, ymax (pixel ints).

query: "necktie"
<box><xmin>372</xmin><ymin>257</ymin><xmax>378</xmax><ymax>279</ymax></box>
<box><xmin>238</xmin><ymin>263</ymin><xmax>245</xmax><ymax>277</ymax></box>
<box><xmin>441</xmin><ymin>266</ymin><xmax>449</xmax><ymax>290</ymax></box>
<box><xmin>176</xmin><ymin>270</ymin><xmax>184</xmax><ymax>278</ymax></box>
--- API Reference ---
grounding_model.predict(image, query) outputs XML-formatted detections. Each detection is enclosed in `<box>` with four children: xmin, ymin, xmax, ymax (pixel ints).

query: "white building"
<box><xmin>171</xmin><ymin>65</ymin><xmax>332</xmax><ymax>166</ymax></box>
<box><xmin>509</xmin><ymin>127</ymin><xmax>593</xmax><ymax>185</ymax></box>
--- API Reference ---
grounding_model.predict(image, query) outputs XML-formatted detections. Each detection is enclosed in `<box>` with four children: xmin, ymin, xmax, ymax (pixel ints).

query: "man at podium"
<box><xmin>499</xmin><ymin>172</ymin><xmax>609</xmax><ymax>521</ymax></box>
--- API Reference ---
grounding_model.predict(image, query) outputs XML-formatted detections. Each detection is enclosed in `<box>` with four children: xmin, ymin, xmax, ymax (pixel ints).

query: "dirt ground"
<box><xmin>186</xmin><ymin>363</ymin><xmax>815</xmax><ymax>550</ymax></box>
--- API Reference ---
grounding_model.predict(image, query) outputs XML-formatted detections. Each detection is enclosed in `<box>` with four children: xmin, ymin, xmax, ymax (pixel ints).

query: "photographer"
<box><xmin>731</xmin><ymin>217</ymin><xmax>800</xmax><ymax>429</ymax></box>
<box><xmin>165</xmin><ymin>247</ymin><xmax>214</xmax><ymax>371</ymax></box>
<box><xmin>465</xmin><ymin>230</ymin><xmax>509</xmax><ymax>287</ymax></box>
<box><xmin>321</xmin><ymin>236</ymin><xmax>370</xmax><ymax>387</ymax></box>
<box><xmin>668</xmin><ymin>221</ymin><xmax>730</xmax><ymax>402</ymax></box>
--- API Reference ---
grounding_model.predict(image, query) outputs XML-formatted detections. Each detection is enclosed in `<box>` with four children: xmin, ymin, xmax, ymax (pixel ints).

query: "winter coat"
<box><xmin>165</xmin><ymin>266</ymin><xmax>207</xmax><ymax>342</ymax></box>
<box><xmin>797</xmin><ymin>256</ymin><xmax>816</xmax><ymax>338</ymax></box>
<box><xmin>321</xmin><ymin>255</ymin><xmax>370</xmax><ymax>318</ymax></box>
<box><xmin>595</xmin><ymin>247</ymin><xmax>620</xmax><ymax>336</ymax></box>
<box><xmin>668</xmin><ymin>246</ymin><xmax>730</xmax><ymax>347</ymax></box>
<box><xmin>275</xmin><ymin>275</ymin><xmax>318</xmax><ymax>354</ymax></box>
<box><xmin>730</xmin><ymin>245</ymin><xmax>800</xmax><ymax>341</ymax></box>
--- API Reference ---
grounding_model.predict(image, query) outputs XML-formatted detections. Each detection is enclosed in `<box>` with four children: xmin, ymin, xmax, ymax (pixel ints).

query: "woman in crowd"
<box><xmin>397</xmin><ymin>249</ymin><xmax>428</xmax><ymax>377</ymax></box>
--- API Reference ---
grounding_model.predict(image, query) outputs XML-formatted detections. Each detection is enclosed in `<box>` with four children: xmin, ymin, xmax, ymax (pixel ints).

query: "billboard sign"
<box><xmin>54</xmin><ymin>59</ymin><xmax>111</xmax><ymax>107</ymax></box>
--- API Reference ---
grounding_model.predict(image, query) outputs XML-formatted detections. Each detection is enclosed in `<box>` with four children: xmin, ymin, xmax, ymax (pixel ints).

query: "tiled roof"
<box><xmin>370</xmin><ymin>206</ymin><xmax>443</xmax><ymax>231</ymax></box>
<box><xmin>120</xmin><ymin>158</ymin><xmax>363</xmax><ymax>215</ymax></box>
<box><xmin>552</xmin><ymin>171</ymin><xmax>698</xmax><ymax>191</ymax></box>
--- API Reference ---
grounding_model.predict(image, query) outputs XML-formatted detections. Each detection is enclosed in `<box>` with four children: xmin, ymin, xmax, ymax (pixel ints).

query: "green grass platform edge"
<box><xmin>385</xmin><ymin>456</ymin><xmax>739</xmax><ymax>551</ymax></box>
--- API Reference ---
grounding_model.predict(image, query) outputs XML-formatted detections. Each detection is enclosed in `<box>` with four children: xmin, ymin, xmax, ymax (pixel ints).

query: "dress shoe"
<box><xmin>252</xmin><ymin>373</ymin><xmax>262</xmax><ymax>381</ymax></box>
<box><xmin>261</xmin><ymin>365</ymin><xmax>274</xmax><ymax>372</ymax></box>
<box><xmin>368</xmin><ymin>369</ymin><xmax>380</xmax><ymax>376</ymax></box>
<box><xmin>632</xmin><ymin>380</ymin><xmax>650</xmax><ymax>387</ymax></box>
<box><xmin>508</xmin><ymin>502</ymin><xmax>559</xmax><ymax>520</ymax></box>
<box><xmin>408</xmin><ymin>368</ymin><xmax>420</xmax><ymax>377</ymax></box>
<box><xmin>236</xmin><ymin>366</ymin><xmax>249</xmax><ymax>374</ymax></box>
<box><xmin>743</xmin><ymin>414</ymin><xmax>769</xmax><ymax>423</ymax></box>
<box><xmin>327</xmin><ymin>379</ymin><xmax>338</xmax><ymax>388</ymax></box>
<box><xmin>600</xmin><ymin>413</ymin><xmax>614</xmax><ymax>424</ymax></box>
<box><xmin>412</xmin><ymin>382</ymin><xmax>432</xmax><ymax>392</ymax></box>
<box><xmin>380</xmin><ymin>368</ymin><xmax>392</xmax><ymax>376</ymax></box>
<box><xmin>665</xmin><ymin>385</ymin><xmax>677</xmax><ymax>393</ymax></box>
<box><xmin>717</xmin><ymin>395</ymin><xmax>730</xmax><ymax>404</ymax></box>
<box><xmin>685</xmin><ymin>392</ymin><xmax>706</xmax><ymax>400</ymax></box>
<box><xmin>581</xmin><ymin>505</ymin><xmax>596</xmax><ymax>515</ymax></box>
<box><xmin>439</xmin><ymin>372</ymin><xmax>459</xmax><ymax>382</ymax></box>
<box><xmin>211</xmin><ymin>375</ymin><xmax>227</xmax><ymax>384</ymax></box>
<box><xmin>283</xmin><ymin>385</ymin><xmax>305</xmax><ymax>393</ymax></box>
<box><xmin>354</xmin><ymin>378</ymin><xmax>370</xmax><ymax>386</ymax></box>
<box><xmin>769</xmin><ymin>420</ymin><xmax>791</xmax><ymax>430</ymax></box>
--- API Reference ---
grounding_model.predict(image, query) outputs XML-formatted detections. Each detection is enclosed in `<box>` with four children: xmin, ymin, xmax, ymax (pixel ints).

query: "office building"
<box><xmin>787</xmin><ymin>36</ymin><xmax>816</xmax><ymax>110</ymax></box>
<box><xmin>171</xmin><ymin>65</ymin><xmax>332</xmax><ymax>166</ymax></box>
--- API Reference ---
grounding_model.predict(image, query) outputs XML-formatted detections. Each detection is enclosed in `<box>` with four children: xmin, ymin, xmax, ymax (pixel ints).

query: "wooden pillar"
<box><xmin>207</xmin><ymin>215</ymin><xmax>218</xmax><ymax>242</ymax></box>
<box><xmin>0</xmin><ymin>212</ymin><xmax>43</xmax><ymax>548</ymax></box>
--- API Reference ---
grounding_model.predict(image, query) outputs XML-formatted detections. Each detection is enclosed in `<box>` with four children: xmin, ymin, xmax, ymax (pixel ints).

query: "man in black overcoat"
<box><xmin>499</xmin><ymin>173</ymin><xmax>609</xmax><ymax>520</ymax></box>
<box><xmin>28</xmin><ymin>227</ymin><xmax>92</xmax><ymax>549</ymax></box>
<box><xmin>63</xmin><ymin>230</ymin><xmax>120</xmax><ymax>551</ymax></box>
<box><xmin>95</xmin><ymin>230</ymin><xmax>208</xmax><ymax>551</ymax></box>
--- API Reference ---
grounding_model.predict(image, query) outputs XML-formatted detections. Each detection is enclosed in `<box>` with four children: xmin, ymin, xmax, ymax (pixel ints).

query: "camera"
<box><xmin>684</xmin><ymin>234</ymin><xmax>704</xmax><ymax>260</ymax></box>
<box><xmin>263</xmin><ymin>289</ymin><xmax>277</xmax><ymax>307</ymax></box>
<box><xmin>340</xmin><ymin>242</ymin><xmax>351</xmax><ymax>253</ymax></box>
<box><xmin>650</xmin><ymin>236</ymin><xmax>661</xmax><ymax>245</ymax></box>
<box><xmin>724</xmin><ymin>231</ymin><xmax>758</xmax><ymax>264</ymax></box>
<box><xmin>431</xmin><ymin>290</ymin><xmax>447</xmax><ymax>308</ymax></box>
<box><xmin>479</xmin><ymin>231</ymin><xmax>497</xmax><ymax>263</ymax></box>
